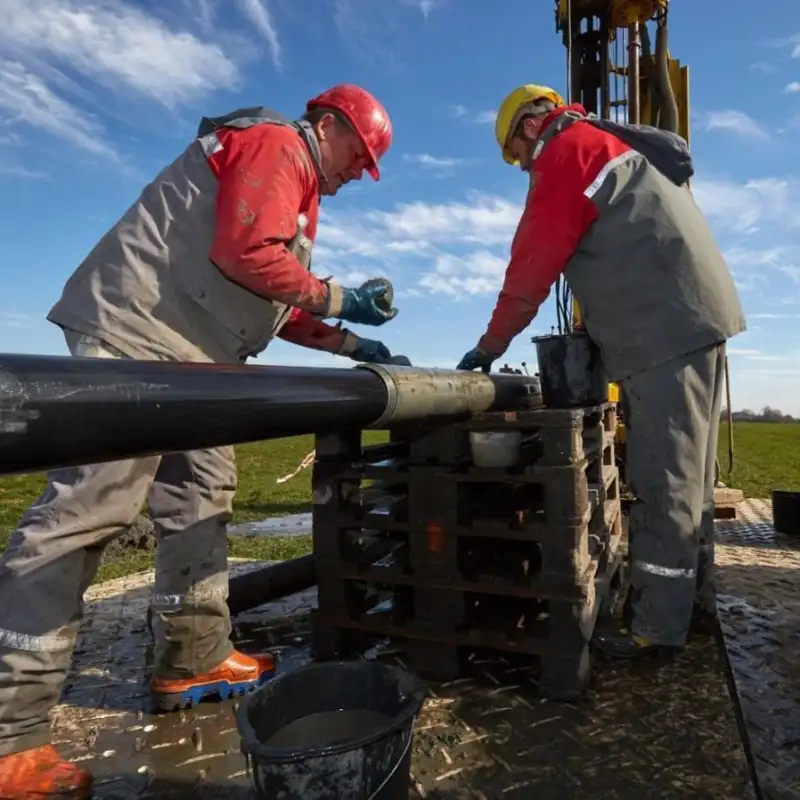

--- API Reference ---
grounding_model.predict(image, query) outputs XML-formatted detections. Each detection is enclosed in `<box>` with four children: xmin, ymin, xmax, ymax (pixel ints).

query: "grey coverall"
<box><xmin>534</xmin><ymin>109</ymin><xmax>746</xmax><ymax>647</ymax></box>
<box><xmin>0</xmin><ymin>108</ymin><xmax>336</xmax><ymax>756</ymax></box>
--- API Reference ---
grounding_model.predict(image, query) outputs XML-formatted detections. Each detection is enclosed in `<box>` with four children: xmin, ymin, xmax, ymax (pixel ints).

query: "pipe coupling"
<box><xmin>356</xmin><ymin>364</ymin><xmax>497</xmax><ymax>428</ymax></box>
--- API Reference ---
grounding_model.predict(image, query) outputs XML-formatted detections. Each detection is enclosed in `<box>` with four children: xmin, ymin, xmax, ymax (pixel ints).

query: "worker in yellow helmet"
<box><xmin>457</xmin><ymin>84</ymin><xmax>746</xmax><ymax>661</ymax></box>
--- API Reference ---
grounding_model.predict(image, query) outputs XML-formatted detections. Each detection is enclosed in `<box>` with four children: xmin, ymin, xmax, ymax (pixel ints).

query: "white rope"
<box><xmin>276</xmin><ymin>449</ymin><xmax>316</xmax><ymax>484</ymax></box>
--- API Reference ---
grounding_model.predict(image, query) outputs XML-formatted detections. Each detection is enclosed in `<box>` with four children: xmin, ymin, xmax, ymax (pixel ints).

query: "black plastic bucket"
<box><xmin>533</xmin><ymin>332</ymin><xmax>609</xmax><ymax>408</ymax></box>
<box><xmin>236</xmin><ymin>660</ymin><xmax>426</xmax><ymax>800</ymax></box>
<box><xmin>772</xmin><ymin>489</ymin><xmax>800</xmax><ymax>535</ymax></box>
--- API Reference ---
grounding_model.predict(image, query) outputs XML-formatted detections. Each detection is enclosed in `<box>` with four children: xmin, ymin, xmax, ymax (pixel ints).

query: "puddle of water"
<box><xmin>228</xmin><ymin>513</ymin><xmax>313</xmax><ymax>538</ymax></box>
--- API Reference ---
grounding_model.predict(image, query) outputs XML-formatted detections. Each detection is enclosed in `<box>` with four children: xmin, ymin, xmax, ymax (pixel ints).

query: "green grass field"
<box><xmin>0</xmin><ymin>423</ymin><xmax>797</xmax><ymax>583</ymax></box>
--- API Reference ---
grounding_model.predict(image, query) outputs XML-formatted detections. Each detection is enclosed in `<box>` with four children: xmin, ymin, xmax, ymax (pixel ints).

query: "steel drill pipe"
<box><xmin>0</xmin><ymin>354</ymin><xmax>539</xmax><ymax>476</ymax></box>
<box><xmin>227</xmin><ymin>554</ymin><xmax>317</xmax><ymax>616</ymax></box>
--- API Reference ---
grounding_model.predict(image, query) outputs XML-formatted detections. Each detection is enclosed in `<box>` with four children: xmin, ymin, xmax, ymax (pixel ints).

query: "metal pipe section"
<box><xmin>627</xmin><ymin>23</ymin><xmax>641</xmax><ymax>124</ymax></box>
<box><xmin>0</xmin><ymin>354</ymin><xmax>387</xmax><ymax>476</ymax></box>
<box><xmin>0</xmin><ymin>354</ymin><xmax>539</xmax><ymax>476</ymax></box>
<box><xmin>357</xmin><ymin>364</ymin><xmax>539</xmax><ymax>427</ymax></box>
<box><xmin>227</xmin><ymin>555</ymin><xmax>316</xmax><ymax>616</ymax></box>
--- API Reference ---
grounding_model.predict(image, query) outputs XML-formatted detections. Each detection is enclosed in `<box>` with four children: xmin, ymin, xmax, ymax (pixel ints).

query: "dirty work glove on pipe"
<box><xmin>327</xmin><ymin>277</ymin><xmax>398</xmax><ymax>327</ymax></box>
<box><xmin>349</xmin><ymin>338</ymin><xmax>392</xmax><ymax>364</ymax></box>
<box><xmin>348</xmin><ymin>338</ymin><xmax>413</xmax><ymax>366</ymax></box>
<box><xmin>456</xmin><ymin>347</ymin><xmax>496</xmax><ymax>373</ymax></box>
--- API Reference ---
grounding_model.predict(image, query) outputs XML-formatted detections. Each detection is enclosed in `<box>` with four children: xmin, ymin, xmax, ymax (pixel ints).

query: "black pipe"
<box><xmin>0</xmin><ymin>355</ymin><xmax>387</xmax><ymax>476</ymax></box>
<box><xmin>0</xmin><ymin>354</ymin><xmax>539</xmax><ymax>476</ymax></box>
<box><xmin>227</xmin><ymin>554</ymin><xmax>317</xmax><ymax>615</ymax></box>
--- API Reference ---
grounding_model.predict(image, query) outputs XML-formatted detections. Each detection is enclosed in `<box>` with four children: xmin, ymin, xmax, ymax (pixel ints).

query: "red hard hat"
<box><xmin>306</xmin><ymin>84</ymin><xmax>392</xmax><ymax>180</ymax></box>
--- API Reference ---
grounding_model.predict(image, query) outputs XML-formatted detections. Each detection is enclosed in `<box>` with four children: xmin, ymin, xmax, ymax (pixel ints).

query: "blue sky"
<box><xmin>1</xmin><ymin>0</ymin><xmax>800</xmax><ymax>412</ymax></box>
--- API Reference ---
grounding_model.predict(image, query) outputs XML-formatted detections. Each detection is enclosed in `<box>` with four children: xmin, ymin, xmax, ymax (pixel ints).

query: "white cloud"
<box><xmin>693</xmin><ymin>176</ymin><xmax>800</xmax><ymax>233</ymax></box>
<box><xmin>728</xmin><ymin>348</ymin><xmax>762</xmax><ymax>357</ymax></box>
<box><xmin>314</xmin><ymin>191</ymin><xmax>523</xmax><ymax>298</ymax></box>
<box><xmin>236</xmin><ymin>0</ymin><xmax>281</xmax><ymax>68</ymax></box>
<box><xmin>418</xmin><ymin>251</ymin><xmax>507</xmax><ymax>297</ymax></box>
<box><xmin>446</xmin><ymin>105</ymin><xmax>495</xmax><ymax>124</ymax></box>
<box><xmin>786</xmin><ymin>81</ymin><xmax>800</xmax><ymax>93</ymax></box>
<box><xmin>0</xmin><ymin>0</ymin><xmax>241</xmax><ymax>106</ymax></box>
<box><xmin>319</xmin><ymin>168</ymin><xmax>800</xmax><ymax>305</ymax></box>
<box><xmin>0</xmin><ymin>0</ymin><xmax>293</xmax><ymax>163</ymax></box>
<box><xmin>399</xmin><ymin>0</ymin><xmax>441</xmax><ymax>16</ymax></box>
<box><xmin>749</xmin><ymin>62</ymin><xmax>776</xmax><ymax>74</ymax></box>
<box><xmin>778</xmin><ymin>33</ymin><xmax>800</xmax><ymax>59</ymax></box>
<box><xmin>192</xmin><ymin>0</ymin><xmax>217</xmax><ymax>31</ymax></box>
<box><xmin>724</xmin><ymin>245</ymin><xmax>800</xmax><ymax>285</ymax></box>
<box><xmin>696</xmin><ymin>110</ymin><xmax>768</xmax><ymax>140</ymax></box>
<box><xmin>366</xmin><ymin>191</ymin><xmax>520</xmax><ymax>245</ymax></box>
<box><xmin>0</xmin><ymin>164</ymin><xmax>48</xmax><ymax>179</ymax></box>
<box><xmin>331</xmin><ymin>0</ymin><xmax>438</xmax><ymax>63</ymax></box>
<box><xmin>402</xmin><ymin>153</ymin><xmax>467</xmax><ymax>169</ymax></box>
<box><xmin>447</xmin><ymin>104</ymin><xmax>467</xmax><ymax>118</ymax></box>
<box><xmin>0</xmin><ymin>61</ymin><xmax>119</xmax><ymax>160</ymax></box>
<box><xmin>0</xmin><ymin>312</ymin><xmax>36</xmax><ymax>329</ymax></box>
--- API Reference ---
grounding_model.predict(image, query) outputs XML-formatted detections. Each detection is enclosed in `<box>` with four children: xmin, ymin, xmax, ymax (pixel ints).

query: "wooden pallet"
<box><xmin>311</xmin><ymin>404</ymin><xmax>625</xmax><ymax>699</ymax></box>
<box><xmin>714</xmin><ymin>487</ymin><xmax>744</xmax><ymax>520</ymax></box>
<box><xmin>312</xmin><ymin>501</ymin><xmax>624</xmax><ymax>699</ymax></box>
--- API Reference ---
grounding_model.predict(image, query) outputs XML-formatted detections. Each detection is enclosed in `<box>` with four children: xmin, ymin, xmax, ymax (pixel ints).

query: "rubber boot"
<box><xmin>149</xmin><ymin>650</ymin><xmax>276</xmax><ymax>712</ymax></box>
<box><xmin>0</xmin><ymin>745</ymin><xmax>93</xmax><ymax>799</ymax></box>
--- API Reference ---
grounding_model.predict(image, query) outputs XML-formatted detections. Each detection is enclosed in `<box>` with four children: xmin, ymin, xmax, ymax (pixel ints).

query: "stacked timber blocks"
<box><xmin>311</xmin><ymin>403</ymin><xmax>624</xmax><ymax>700</ymax></box>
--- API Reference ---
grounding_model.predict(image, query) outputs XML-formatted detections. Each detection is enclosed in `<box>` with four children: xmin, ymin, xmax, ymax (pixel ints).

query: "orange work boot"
<box><xmin>149</xmin><ymin>649</ymin><xmax>276</xmax><ymax>712</ymax></box>
<box><xmin>0</xmin><ymin>744</ymin><xmax>92</xmax><ymax>798</ymax></box>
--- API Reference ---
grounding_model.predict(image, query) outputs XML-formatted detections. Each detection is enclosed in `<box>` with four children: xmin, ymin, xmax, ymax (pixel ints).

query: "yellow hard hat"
<box><xmin>495</xmin><ymin>84</ymin><xmax>565</xmax><ymax>165</ymax></box>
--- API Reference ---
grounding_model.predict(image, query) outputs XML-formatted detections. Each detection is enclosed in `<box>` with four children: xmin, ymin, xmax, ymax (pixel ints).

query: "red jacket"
<box><xmin>479</xmin><ymin>104</ymin><xmax>629</xmax><ymax>355</ymax></box>
<box><xmin>206</xmin><ymin>125</ymin><xmax>347</xmax><ymax>353</ymax></box>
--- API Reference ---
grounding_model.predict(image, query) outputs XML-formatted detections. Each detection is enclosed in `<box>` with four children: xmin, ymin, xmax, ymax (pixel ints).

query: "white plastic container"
<box><xmin>468</xmin><ymin>431</ymin><xmax>522</xmax><ymax>468</ymax></box>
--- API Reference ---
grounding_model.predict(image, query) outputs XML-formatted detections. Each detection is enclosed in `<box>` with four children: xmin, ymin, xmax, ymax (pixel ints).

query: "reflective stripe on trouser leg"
<box><xmin>148</xmin><ymin>446</ymin><xmax>237</xmax><ymax>679</ymax></box>
<box><xmin>623</xmin><ymin>344</ymin><xmax>725</xmax><ymax>647</ymax></box>
<box><xmin>0</xmin><ymin>328</ymin><xmax>160</xmax><ymax>756</ymax></box>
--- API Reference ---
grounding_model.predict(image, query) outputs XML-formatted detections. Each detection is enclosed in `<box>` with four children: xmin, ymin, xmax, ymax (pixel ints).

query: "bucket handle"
<box><xmin>366</xmin><ymin>722</ymin><xmax>415</xmax><ymax>800</ymax></box>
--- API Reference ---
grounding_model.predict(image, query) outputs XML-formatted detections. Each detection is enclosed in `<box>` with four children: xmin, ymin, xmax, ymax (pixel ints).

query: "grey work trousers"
<box><xmin>0</xmin><ymin>331</ymin><xmax>236</xmax><ymax>756</ymax></box>
<box><xmin>621</xmin><ymin>342</ymin><xmax>725</xmax><ymax>647</ymax></box>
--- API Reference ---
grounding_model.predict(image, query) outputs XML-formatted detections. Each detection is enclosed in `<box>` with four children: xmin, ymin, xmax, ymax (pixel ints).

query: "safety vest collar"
<box><xmin>195</xmin><ymin>107</ymin><xmax>325</xmax><ymax>179</ymax></box>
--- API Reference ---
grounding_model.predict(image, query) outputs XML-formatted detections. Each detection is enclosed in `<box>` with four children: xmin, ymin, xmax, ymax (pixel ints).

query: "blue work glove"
<box><xmin>456</xmin><ymin>347</ymin><xmax>496</xmax><ymax>373</ymax></box>
<box><xmin>349</xmin><ymin>338</ymin><xmax>412</xmax><ymax>366</ymax></box>
<box><xmin>350</xmin><ymin>338</ymin><xmax>392</xmax><ymax>363</ymax></box>
<box><xmin>337</xmin><ymin>278</ymin><xmax>398</xmax><ymax>327</ymax></box>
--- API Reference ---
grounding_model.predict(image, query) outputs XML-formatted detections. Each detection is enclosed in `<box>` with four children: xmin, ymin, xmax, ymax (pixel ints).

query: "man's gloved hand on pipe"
<box><xmin>349</xmin><ymin>337</ymin><xmax>412</xmax><ymax>366</ymax></box>
<box><xmin>332</xmin><ymin>277</ymin><xmax>398</xmax><ymax>327</ymax></box>
<box><xmin>387</xmin><ymin>354</ymin><xmax>412</xmax><ymax>366</ymax></box>
<box><xmin>456</xmin><ymin>346</ymin><xmax>496</xmax><ymax>373</ymax></box>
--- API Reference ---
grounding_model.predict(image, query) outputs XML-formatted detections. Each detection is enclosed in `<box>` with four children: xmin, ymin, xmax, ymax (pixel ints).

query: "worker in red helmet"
<box><xmin>0</xmin><ymin>84</ymin><xmax>400</xmax><ymax>798</ymax></box>
<box><xmin>457</xmin><ymin>85</ymin><xmax>746</xmax><ymax>662</ymax></box>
